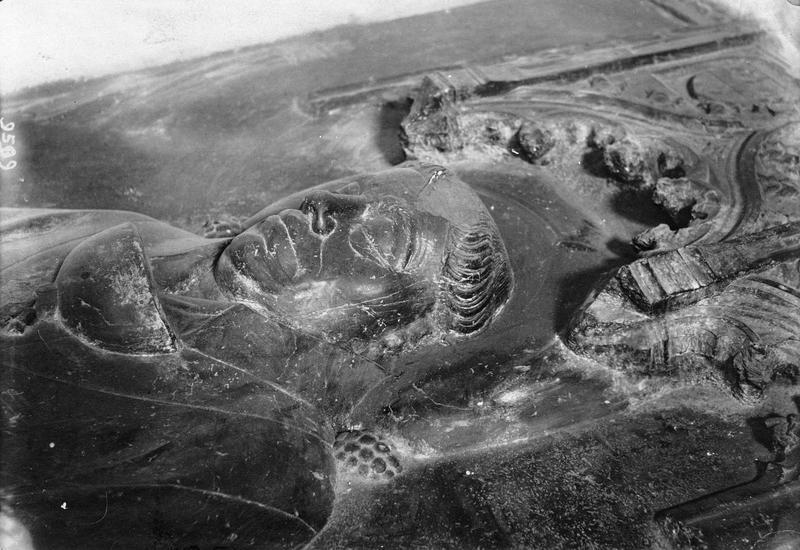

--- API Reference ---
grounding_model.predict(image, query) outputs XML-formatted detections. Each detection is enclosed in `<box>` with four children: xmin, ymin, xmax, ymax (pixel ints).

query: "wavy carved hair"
<box><xmin>440</xmin><ymin>214</ymin><xmax>513</xmax><ymax>334</ymax></box>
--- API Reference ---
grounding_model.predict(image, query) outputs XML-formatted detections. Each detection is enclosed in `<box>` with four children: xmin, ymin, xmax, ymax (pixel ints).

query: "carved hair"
<box><xmin>440</xmin><ymin>215</ymin><xmax>513</xmax><ymax>334</ymax></box>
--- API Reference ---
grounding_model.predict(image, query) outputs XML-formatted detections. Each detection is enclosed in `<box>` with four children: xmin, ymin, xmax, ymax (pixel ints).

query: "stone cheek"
<box><xmin>56</xmin><ymin>222</ymin><xmax>177</xmax><ymax>354</ymax></box>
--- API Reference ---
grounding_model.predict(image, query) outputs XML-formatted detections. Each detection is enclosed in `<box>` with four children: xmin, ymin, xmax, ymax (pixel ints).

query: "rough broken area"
<box><xmin>568</xmin><ymin>223</ymin><xmax>800</xmax><ymax>397</ymax></box>
<box><xmin>401</xmin><ymin>77</ymin><xmax>730</xmax><ymax>254</ymax></box>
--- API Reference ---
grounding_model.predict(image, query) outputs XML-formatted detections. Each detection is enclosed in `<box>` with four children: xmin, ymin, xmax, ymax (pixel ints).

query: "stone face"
<box><xmin>215</xmin><ymin>163</ymin><xmax>513</xmax><ymax>341</ymax></box>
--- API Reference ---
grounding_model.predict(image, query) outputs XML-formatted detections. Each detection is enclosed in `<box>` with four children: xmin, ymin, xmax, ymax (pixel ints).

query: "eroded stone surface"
<box><xmin>568</xmin><ymin>223</ymin><xmax>800</xmax><ymax>397</ymax></box>
<box><xmin>754</xmin><ymin>121</ymin><xmax>800</xmax><ymax>228</ymax></box>
<box><xmin>400</xmin><ymin>73</ymin><xmax>736</xmax><ymax>255</ymax></box>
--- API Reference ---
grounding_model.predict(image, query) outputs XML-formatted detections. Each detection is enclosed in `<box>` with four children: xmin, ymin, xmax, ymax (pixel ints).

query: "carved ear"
<box><xmin>440</xmin><ymin>218</ymin><xmax>512</xmax><ymax>334</ymax></box>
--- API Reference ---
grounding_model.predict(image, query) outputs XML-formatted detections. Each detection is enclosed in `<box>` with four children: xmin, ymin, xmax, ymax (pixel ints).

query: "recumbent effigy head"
<box><xmin>215</xmin><ymin>162</ymin><xmax>513</xmax><ymax>345</ymax></box>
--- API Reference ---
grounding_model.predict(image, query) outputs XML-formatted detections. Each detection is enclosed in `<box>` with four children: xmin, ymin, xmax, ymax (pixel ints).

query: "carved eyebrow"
<box><xmin>335</xmin><ymin>181</ymin><xmax>362</xmax><ymax>195</ymax></box>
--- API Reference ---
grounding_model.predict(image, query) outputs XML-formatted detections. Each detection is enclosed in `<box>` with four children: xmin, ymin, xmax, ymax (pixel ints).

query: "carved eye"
<box><xmin>349</xmin><ymin>204</ymin><xmax>415</xmax><ymax>270</ymax></box>
<box><xmin>335</xmin><ymin>181</ymin><xmax>362</xmax><ymax>195</ymax></box>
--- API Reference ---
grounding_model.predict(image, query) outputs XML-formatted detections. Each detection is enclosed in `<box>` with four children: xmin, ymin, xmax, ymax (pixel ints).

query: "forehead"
<box><xmin>242</xmin><ymin>164</ymin><xmax>486</xmax><ymax>230</ymax></box>
<box><xmin>331</xmin><ymin>167</ymin><xmax>434</xmax><ymax>203</ymax></box>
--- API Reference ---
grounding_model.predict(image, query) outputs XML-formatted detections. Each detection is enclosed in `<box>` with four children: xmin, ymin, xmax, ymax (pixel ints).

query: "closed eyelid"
<box><xmin>335</xmin><ymin>181</ymin><xmax>363</xmax><ymax>195</ymax></box>
<box><xmin>353</xmin><ymin>207</ymin><xmax>418</xmax><ymax>270</ymax></box>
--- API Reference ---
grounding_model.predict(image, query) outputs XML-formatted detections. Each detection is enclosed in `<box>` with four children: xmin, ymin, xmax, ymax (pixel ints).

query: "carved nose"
<box><xmin>300</xmin><ymin>191</ymin><xmax>367</xmax><ymax>236</ymax></box>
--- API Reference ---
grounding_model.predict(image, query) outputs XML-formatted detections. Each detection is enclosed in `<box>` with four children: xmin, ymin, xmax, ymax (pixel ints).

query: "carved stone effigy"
<box><xmin>0</xmin><ymin>163</ymin><xmax>514</xmax><ymax>549</ymax></box>
<box><xmin>3</xmin><ymin>4</ymin><xmax>800</xmax><ymax>549</ymax></box>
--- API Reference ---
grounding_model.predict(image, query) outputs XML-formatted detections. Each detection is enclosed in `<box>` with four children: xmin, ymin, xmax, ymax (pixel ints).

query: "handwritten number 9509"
<box><xmin>0</xmin><ymin>117</ymin><xmax>17</xmax><ymax>170</ymax></box>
